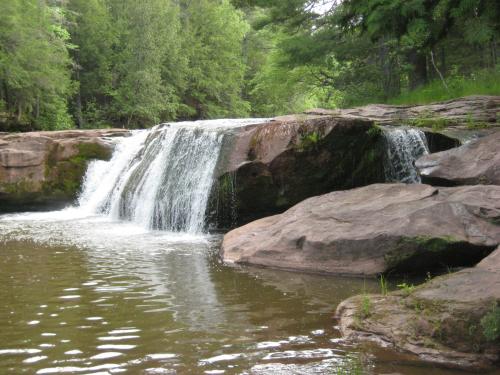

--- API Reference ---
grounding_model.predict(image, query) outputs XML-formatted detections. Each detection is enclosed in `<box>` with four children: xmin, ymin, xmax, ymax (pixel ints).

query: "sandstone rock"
<box><xmin>335</xmin><ymin>246</ymin><xmax>500</xmax><ymax>371</ymax></box>
<box><xmin>221</xmin><ymin>184</ymin><xmax>500</xmax><ymax>276</ymax></box>
<box><xmin>416</xmin><ymin>131</ymin><xmax>500</xmax><ymax>186</ymax></box>
<box><xmin>209</xmin><ymin>100</ymin><xmax>464</xmax><ymax>228</ymax></box>
<box><xmin>0</xmin><ymin>129</ymin><xmax>129</xmax><ymax>210</ymax></box>
<box><xmin>211</xmin><ymin>116</ymin><xmax>389</xmax><ymax>227</ymax></box>
<box><xmin>305</xmin><ymin>95</ymin><xmax>500</xmax><ymax>127</ymax></box>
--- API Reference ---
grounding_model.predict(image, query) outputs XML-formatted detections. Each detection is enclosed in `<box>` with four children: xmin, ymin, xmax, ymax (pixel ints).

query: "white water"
<box><xmin>383</xmin><ymin>128</ymin><xmax>429</xmax><ymax>183</ymax></box>
<box><xmin>77</xmin><ymin>119</ymin><xmax>268</xmax><ymax>234</ymax></box>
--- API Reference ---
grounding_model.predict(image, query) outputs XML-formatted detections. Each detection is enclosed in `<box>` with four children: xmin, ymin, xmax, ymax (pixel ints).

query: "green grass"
<box><xmin>388</xmin><ymin>68</ymin><xmax>500</xmax><ymax>105</ymax></box>
<box><xmin>379</xmin><ymin>275</ymin><xmax>388</xmax><ymax>296</ymax></box>
<box><xmin>481</xmin><ymin>302</ymin><xmax>500</xmax><ymax>342</ymax></box>
<box><xmin>336</xmin><ymin>355</ymin><xmax>365</xmax><ymax>374</ymax></box>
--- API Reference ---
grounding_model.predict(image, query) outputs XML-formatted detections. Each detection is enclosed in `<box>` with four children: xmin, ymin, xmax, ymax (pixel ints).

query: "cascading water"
<box><xmin>78</xmin><ymin>119</ymin><xmax>266</xmax><ymax>234</ymax></box>
<box><xmin>383</xmin><ymin>127</ymin><xmax>429</xmax><ymax>183</ymax></box>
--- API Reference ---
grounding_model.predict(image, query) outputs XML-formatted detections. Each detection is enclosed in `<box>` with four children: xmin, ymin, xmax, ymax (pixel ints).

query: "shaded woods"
<box><xmin>0</xmin><ymin>0</ymin><xmax>498</xmax><ymax>131</ymax></box>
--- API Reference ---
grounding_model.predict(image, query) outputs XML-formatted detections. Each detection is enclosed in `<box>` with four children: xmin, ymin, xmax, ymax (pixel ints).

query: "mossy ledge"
<box><xmin>209</xmin><ymin>118</ymin><xmax>387</xmax><ymax>229</ymax></box>
<box><xmin>0</xmin><ymin>130</ymin><xmax>123</xmax><ymax>211</ymax></box>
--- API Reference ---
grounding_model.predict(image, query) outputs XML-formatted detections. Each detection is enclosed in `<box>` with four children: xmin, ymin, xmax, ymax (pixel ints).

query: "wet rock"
<box><xmin>416</xmin><ymin>131</ymin><xmax>500</xmax><ymax>186</ymax></box>
<box><xmin>0</xmin><ymin>129</ymin><xmax>129</xmax><ymax>210</ymax></box>
<box><xmin>221</xmin><ymin>184</ymin><xmax>500</xmax><ymax>276</ymax></box>
<box><xmin>335</xmin><ymin>246</ymin><xmax>500</xmax><ymax>371</ymax></box>
<box><xmin>211</xmin><ymin>116</ymin><xmax>388</xmax><ymax>227</ymax></box>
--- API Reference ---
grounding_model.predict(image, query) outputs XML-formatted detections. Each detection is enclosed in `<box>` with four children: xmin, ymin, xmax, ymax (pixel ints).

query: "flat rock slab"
<box><xmin>417</xmin><ymin>131</ymin><xmax>500</xmax><ymax>186</ymax></box>
<box><xmin>335</xmin><ymin>246</ymin><xmax>500</xmax><ymax>371</ymax></box>
<box><xmin>221</xmin><ymin>183</ymin><xmax>500</xmax><ymax>276</ymax></box>
<box><xmin>305</xmin><ymin>95</ymin><xmax>500</xmax><ymax>126</ymax></box>
<box><xmin>0</xmin><ymin>129</ymin><xmax>129</xmax><ymax>209</ymax></box>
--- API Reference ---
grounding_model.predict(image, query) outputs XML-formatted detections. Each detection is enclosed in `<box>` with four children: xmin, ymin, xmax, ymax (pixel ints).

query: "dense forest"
<box><xmin>0</xmin><ymin>0</ymin><xmax>499</xmax><ymax>131</ymax></box>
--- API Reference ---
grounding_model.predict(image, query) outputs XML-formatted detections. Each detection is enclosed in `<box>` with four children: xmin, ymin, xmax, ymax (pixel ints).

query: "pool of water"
<box><xmin>0</xmin><ymin>210</ymin><xmax>496</xmax><ymax>374</ymax></box>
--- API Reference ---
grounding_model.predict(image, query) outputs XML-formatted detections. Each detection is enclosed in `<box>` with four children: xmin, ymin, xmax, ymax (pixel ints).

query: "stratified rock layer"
<box><xmin>222</xmin><ymin>184</ymin><xmax>500</xmax><ymax>276</ymax></box>
<box><xmin>211</xmin><ymin>116</ymin><xmax>388</xmax><ymax>227</ymax></box>
<box><xmin>416</xmin><ymin>131</ymin><xmax>500</xmax><ymax>186</ymax></box>
<box><xmin>0</xmin><ymin>129</ymin><xmax>128</xmax><ymax>209</ymax></box>
<box><xmin>335</xmin><ymin>246</ymin><xmax>500</xmax><ymax>371</ymax></box>
<box><xmin>305</xmin><ymin>95</ymin><xmax>500</xmax><ymax>126</ymax></box>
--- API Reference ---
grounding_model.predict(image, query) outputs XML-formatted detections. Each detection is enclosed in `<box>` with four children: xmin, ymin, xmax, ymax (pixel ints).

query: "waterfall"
<box><xmin>383</xmin><ymin>127</ymin><xmax>429</xmax><ymax>183</ymax></box>
<box><xmin>78</xmin><ymin>119</ymin><xmax>266</xmax><ymax>234</ymax></box>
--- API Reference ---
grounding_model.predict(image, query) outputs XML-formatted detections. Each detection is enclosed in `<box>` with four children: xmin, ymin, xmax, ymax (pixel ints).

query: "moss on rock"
<box><xmin>384</xmin><ymin>236</ymin><xmax>494</xmax><ymax>273</ymax></box>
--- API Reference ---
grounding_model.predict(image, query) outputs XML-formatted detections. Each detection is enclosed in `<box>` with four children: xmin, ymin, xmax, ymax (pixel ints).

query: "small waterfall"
<box><xmin>383</xmin><ymin>128</ymin><xmax>429</xmax><ymax>183</ymax></box>
<box><xmin>78</xmin><ymin>119</ymin><xmax>266</xmax><ymax>233</ymax></box>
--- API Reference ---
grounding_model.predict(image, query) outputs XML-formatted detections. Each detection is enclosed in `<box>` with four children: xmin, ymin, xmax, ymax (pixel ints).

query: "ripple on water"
<box><xmin>64</xmin><ymin>350</ymin><xmax>82</xmax><ymax>355</ymax></box>
<box><xmin>199</xmin><ymin>353</ymin><xmax>243</xmax><ymax>365</ymax></box>
<box><xmin>108</xmin><ymin>329</ymin><xmax>140</xmax><ymax>334</ymax></box>
<box><xmin>0</xmin><ymin>349</ymin><xmax>42</xmax><ymax>355</ymax></box>
<box><xmin>36</xmin><ymin>363</ymin><xmax>121</xmax><ymax>374</ymax></box>
<box><xmin>255</xmin><ymin>341</ymin><xmax>287</xmax><ymax>349</ymax></box>
<box><xmin>146</xmin><ymin>353</ymin><xmax>177</xmax><ymax>360</ymax></box>
<box><xmin>59</xmin><ymin>295</ymin><xmax>80</xmax><ymax>300</ymax></box>
<box><xmin>23</xmin><ymin>356</ymin><xmax>47</xmax><ymax>364</ymax></box>
<box><xmin>97</xmin><ymin>344</ymin><xmax>136</xmax><ymax>350</ymax></box>
<box><xmin>98</xmin><ymin>335</ymin><xmax>139</xmax><ymax>341</ymax></box>
<box><xmin>263</xmin><ymin>348</ymin><xmax>340</xmax><ymax>361</ymax></box>
<box><xmin>90</xmin><ymin>352</ymin><xmax>123</xmax><ymax>360</ymax></box>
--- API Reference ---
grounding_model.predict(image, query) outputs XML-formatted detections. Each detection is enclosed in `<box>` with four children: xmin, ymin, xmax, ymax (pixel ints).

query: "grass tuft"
<box><xmin>388</xmin><ymin>68</ymin><xmax>500</xmax><ymax>105</ymax></box>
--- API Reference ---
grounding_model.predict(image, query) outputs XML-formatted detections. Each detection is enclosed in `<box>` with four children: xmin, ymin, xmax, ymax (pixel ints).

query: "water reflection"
<box><xmin>0</xmin><ymin>212</ymin><xmax>494</xmax><ymax>374</ymax></box>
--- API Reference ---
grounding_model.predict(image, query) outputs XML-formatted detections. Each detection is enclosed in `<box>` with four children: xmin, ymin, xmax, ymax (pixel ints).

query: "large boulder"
<box><xmin>416</xmin><ymin>131</ymin><xmax>500</xmax><ymax>186</ymax></box>
<box><xmin>335</xmin><ymin>246</ymin><xmax>500</xmax><ymax>371</ymax></box>
<box><xmin>210</xmin><ymin>116</ymin><xmax>389</xmax><ymax>227</ymax></box>
<box><xmin>221</xmin><ymin>184</ymin><xmax>500</xmax><ymax>276</ymax></box>
<box><xmin>0</xmin><ymin>129</ymin><xmax>129</xmax><ymax>210</ymax></box>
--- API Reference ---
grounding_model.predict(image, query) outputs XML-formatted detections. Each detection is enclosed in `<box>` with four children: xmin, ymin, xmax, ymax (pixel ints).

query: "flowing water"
<box><xmin>0</xmin><ymin>121</ymin><xmax>493</xmax><ymax>374</ymax></box>
<box><xmin>78</xmin><ymin>119</ymin><xmax>265</xmax><ymax>233</ymax></box>
<box><xmin>383</xmin><ymin>127</ymin><xmax>429</xmax><ymax>183</ymax></box>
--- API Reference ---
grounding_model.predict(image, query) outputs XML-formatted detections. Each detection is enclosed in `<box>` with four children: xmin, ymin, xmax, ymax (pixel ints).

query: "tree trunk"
<box><xmin>492</xmin><ymin>39</ymin><xmax>497</xmax><ymax>67</ymax></box>
<box><xmin>440</xmin><ymin>46</ymin><xmax>446</xmax><ymax>76</ymax></box>
<box><xmin>17</xmin><ymin>102</ymin><xmax>22</xmax><ymax>122</ymax></box>
<box><xmin>379</xmin><ymin>40</ymin><xmax>391</xmax><ymax>99</ymax></box>
<box><xmin>74</xmin><ymin>58</ymin><xmax>84</xmax><ymax>129</ymax></box>
<box><xmin>408</xmin><ymin>50</ymin><xmax>428</xmax><ymax>90</ymax></box>
<box><xmin>75</xmin><ymin>90</ymin><xmax>83</xmax><ymax>129</ymax></box>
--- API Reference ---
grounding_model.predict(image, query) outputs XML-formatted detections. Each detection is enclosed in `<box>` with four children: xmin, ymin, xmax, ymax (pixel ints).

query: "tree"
<box><xmin>67</xmin><ymin>0</ymin><xmax>116</xmax><ymax>128</ymax></box>
<box><xmin>0</xmin><ymin>0</ymin><xmax>74</xmax><ymax>130</ymax></box>
<box><xmin>108</xmin><ymin>0</ymin><xmax>184</xmax><ymax>127</ymax></box>
<box><xmin>180</xmin><ymin>0</ymin><xmax>250</xmax><ymax>119</ymax></box>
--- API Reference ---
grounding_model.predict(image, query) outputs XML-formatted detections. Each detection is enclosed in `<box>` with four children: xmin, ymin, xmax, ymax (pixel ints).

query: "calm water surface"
<box><xmin>0</xmin><ymin>210</ymin><xmax>495</xmax><ymax>374</ymax></box>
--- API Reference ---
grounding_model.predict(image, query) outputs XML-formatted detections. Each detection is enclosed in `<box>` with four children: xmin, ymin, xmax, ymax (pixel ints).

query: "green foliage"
<box><xmin>0</xmin><ymin>0</ymin><xmax>498</xmax><ymax>131</ymax></box>
<box><xmin>360</xmin><ymin>295</ymin><xmax>372</xmax><ymax>319</ymax></box>
<box><xmin>389</xmin><ymin>68</ymin><xmax>500</xmax><ymax>105</ymax></box>
<box><xmin>335</xmin><ymin>355</ymin><xmax>365</xmax><ymax>375</ymax></box>
<box><xmin>397</xmin><ymin>282</ymin><xmax>415</xmax><ymax>296</ymax></box>
<box><xmin>481</xmin><ymin>302</ymin><xmax>500</xmax><ymax>342</ymax></box>
<box><xmin>0</xmin><ymin>0</ymin><xmax>74</xmax><ymax>130</ymax></box>
<box><xmin>406</xmin><ymin>112</ymin><xmax>449</xmax><ymax>131</ymax></box>
<box><xmin>109</xmin><ymin>0</ymin><xmax>184</xmax><ymax>127</ymax></box>
<box><xmin>379</xmin><ymin>275</ymin><xmax>388</xmax><ymax>296</ymax></box>
<box><xmin>180</xmin><ymin>0</ymin><xmax>250</xmax><ymax>119</ymax></box>
<box><xmin>297</xmin><ymin>131</ymin><xmax>321</xmax><ymax>151</ymax></box>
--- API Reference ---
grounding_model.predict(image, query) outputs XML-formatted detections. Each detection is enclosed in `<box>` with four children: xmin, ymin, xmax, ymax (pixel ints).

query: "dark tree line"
<box><xmin>0</xmin><ymin>0</ymin><xmax>498</xmax><ymax>131</ymax></box>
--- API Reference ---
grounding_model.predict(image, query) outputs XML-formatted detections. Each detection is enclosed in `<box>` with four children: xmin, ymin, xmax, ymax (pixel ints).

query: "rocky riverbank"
<box><xmin>0</xmin><ymin>96</ymin><xmax>499</xmax><ymax>370</ymax></box>
<box><xmin>335</xmin><ymin>246</ymin><xmax>500</xmax><ymax>371</ymax></box>
<box><xmin>0</xmin><ymin>129</ymin><xmax>128</xmax><ymax>209</ymax></box>
<box><xmin>220</xmin><ymin>98</ymin><xmax>500</xmax><ymax>370</ymax></box>
<box><xmin>221</xmin><ymin>183</ymin><xmax>500</xmax><ymax>276</ymax></box>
